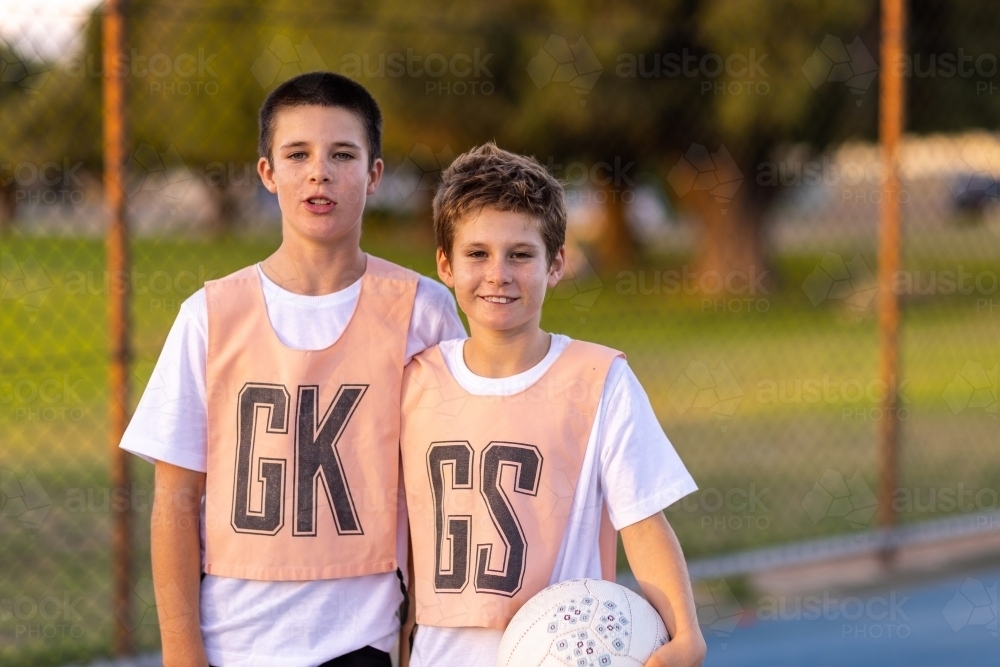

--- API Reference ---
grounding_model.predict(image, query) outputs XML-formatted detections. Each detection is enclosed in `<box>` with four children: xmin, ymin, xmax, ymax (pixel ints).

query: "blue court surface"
<box><xmin>701</xmin><ymin>568</ymin><xmax>1000</xmax><ymax>666</ymax></box>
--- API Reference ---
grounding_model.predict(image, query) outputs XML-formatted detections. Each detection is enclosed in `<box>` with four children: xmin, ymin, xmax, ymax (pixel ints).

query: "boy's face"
<box><xmin>437</xmin><ymin>208</ymin><xmax>565</xmax><ymax>337</ymax></box>
<box><xmin>257</xmin><ymin>105</ymin><xmax>382</xmax><ymax>246</ymax></box>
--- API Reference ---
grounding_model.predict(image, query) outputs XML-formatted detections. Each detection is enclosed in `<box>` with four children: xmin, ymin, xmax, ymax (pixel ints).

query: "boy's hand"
<box><xmin>620</xmin><ymin>512</ymin><xmax>706</xmax><ymax>667</ymax></box>
<box><xmin>643</xmin><ymin>630</ymin><xmax>707</xmax><ymax>667</ymax></box>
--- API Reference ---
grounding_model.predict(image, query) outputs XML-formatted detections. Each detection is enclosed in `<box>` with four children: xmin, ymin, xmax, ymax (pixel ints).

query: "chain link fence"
<box><xmin>1</xmin><ymin>1</ymin><xmax>998</xmax><ymax>664</ymax></box>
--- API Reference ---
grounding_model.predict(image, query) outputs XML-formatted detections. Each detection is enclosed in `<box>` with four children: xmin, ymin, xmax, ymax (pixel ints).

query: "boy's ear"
<box><xmin>366</xmin><ymin>157</ymin><xmax>384</xmax><ymax>196</ymax></box>
<box><xmin>258</xmin><ymin>157</ymin><xmax>278</xmax><ymax>194</ymax></box>
<box><xmin>546</xmin><ymin>245</ymin><xmax>567</xmax><ymax>288</ymax></box>
<box><xmin>436</xmin><ymin>247</ymin><xmax>456</xmax><ymax>288</ymax></box>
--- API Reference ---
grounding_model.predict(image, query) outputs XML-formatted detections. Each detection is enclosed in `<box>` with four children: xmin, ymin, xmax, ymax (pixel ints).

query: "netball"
<box><xmin>496</xmin><ymin>579</ymin><xmax>668</xmax><ymax>667</ymax></box>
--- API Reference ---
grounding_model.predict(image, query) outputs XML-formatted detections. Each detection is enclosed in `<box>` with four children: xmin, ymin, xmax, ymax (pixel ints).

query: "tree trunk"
<box><xmin>0</xmin><ymin>185</ymin><xmax>15</xmax><ymax>236</ymax></box>
<box><xmin>682</xmin><ymin>188</ymin><xmax>772</xmax><ymax>295</ymax></box>
<box><xmin>206</xmin><ymin>180</ymin><xmax>238</xmax><ymax>238</ymax></box>
<box><xmin>593</xmin><ymin>181</ymin><xmax>634</xmax><ymax>272</ymax></box>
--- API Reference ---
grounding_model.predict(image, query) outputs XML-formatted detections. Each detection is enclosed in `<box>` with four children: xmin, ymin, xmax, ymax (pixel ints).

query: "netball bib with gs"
<box><xmin>203</xmin><ymin>256</ymin><xmax>417</xmax><ymax>581</ymax></box>
<box><xmin>401</xmin><ymin>341</ymin><xmax>623</xmax><ymax>629</ymax></box>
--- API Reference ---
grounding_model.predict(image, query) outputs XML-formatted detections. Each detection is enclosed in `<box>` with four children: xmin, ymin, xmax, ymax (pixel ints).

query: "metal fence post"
<box><xmin>877</xmin><ymin>0</ymin><xmax>906</xmax><ymax>544</ymax></box>
<box><xmin>103</xmin><ymin>0</ymin><xmax>133</xmax><ymax>654</ymax></box>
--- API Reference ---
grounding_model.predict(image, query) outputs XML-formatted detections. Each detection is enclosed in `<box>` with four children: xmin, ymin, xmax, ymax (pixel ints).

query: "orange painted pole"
<box><xmin>103</xmin><ymin>0</ymin><xmax>133</xmax><ymax>654</ymax></box>
<box><xmin>877</xmin><ymin>0</ymin><xmax>905</xmax><ymax>541</ymax></box>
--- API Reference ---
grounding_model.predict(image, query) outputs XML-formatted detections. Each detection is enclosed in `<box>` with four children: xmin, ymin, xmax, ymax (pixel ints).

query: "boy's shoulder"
<box><xmin>204</xmin><ymin>264</ymin><xmax>258</xmax><ymax>288</ymax></box>
<box><xmin>563</xmin><ymin>337</ymin><xmax>624</xmax><ymax>359</ymax></box>
<box><xmin>558</xmin><ymin>338</ymin><xmax>626</xmax><ymax>376</ymax></box>
<box><xmin>403</xmin><ymin>340</ymin><xmax>448</xmax><ymax>375</ymax></box>
<box><xmin>365</xmin><ymin>254</ymin><xmax>421</xmax><ymax>284</ymax></box>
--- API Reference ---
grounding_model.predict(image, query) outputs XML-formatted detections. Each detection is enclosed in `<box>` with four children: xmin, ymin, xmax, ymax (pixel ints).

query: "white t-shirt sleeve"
<box><xmin>119</xmin><ymin>289</ymin><xmax>209</xmax><ymax>472</ymax></box>
<box><xmin>406</xmin><ymin>276</ymin><xmax>465</xmax><ymax>363</ymax></box>
<box><xmin>598</xmin><ymin>357</ymin><xmax>698</xmax><ymax>530</ymax></box>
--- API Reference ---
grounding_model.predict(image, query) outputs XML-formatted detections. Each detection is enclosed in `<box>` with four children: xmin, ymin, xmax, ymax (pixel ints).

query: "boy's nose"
<box><xmin>486</xmin><ymin>259</ymin><xmax>512</xmax><ymax>285</ymax></box>
<box><xmin>309</xmin><ymin>158</ymin><xmax>333</xmax><ymax>183</ymax></box>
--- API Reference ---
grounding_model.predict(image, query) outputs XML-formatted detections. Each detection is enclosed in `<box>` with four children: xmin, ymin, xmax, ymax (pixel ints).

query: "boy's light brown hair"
<box><xmin>432</xmin><ymin>143</ymin><xmax>567</xmax><ymax>265</ymax></box>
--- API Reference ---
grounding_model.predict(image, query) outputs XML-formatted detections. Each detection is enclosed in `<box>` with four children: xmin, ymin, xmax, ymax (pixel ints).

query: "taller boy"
<box><xmin>120</xmin><ymin>72</ymin><xmax>464</xmax><ymax>667</ymax></box>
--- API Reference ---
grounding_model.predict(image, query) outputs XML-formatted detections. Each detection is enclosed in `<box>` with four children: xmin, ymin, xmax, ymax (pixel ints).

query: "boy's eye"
<box><xmin>511</xmin><ymin>252</ymin><xmax>533</xmax><ymax>259</ymax></box>
<box><xmin>288</xmin><ymin>152</ymin><xmax>307</xmax><ymax>160</ymax></box>
<box><xmin>334</xmin><ymin>152</ymin><xmax>354</xmax><ymax>161</ymax></box>
<box><xmin>468</xmin><ymin>250</ymin><xmax>488</xmax><ymax>258</ymax></box>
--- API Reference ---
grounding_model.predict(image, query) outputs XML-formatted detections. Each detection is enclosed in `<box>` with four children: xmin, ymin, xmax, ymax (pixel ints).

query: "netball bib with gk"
<box><xmin>203</xmin><ymin>256</ymin><xmax>417</xmax><ymax>581</ymax></box>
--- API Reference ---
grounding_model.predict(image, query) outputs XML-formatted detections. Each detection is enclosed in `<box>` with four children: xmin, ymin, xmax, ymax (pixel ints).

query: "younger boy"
<box><xmin>120</xmin><ymin>72</ymin><xmax>464</xmax><ymax>667</ymax></box>
<box><xmin>399</xmin><ymin>144</ymin><xmax>706</xmax><ymax>666</ymax></box>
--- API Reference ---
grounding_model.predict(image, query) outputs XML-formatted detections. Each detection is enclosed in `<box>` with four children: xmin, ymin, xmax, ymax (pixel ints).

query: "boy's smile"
<box><xmin>258</xmin><ymin>105</ymin><xmax>382</xmax><ymax>246</ymax></box>
<box><xmin>438</xmin><ymin>207</ymin><xmax>565</xmax><ymax>340</ymax></box>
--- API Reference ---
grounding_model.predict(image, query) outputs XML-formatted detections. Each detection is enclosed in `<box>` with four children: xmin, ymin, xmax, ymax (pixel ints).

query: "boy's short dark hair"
<box><xmin>258</xmin><ymin>71</ymin><xmax>383</xmax><ymax>167</ymax></box>
<box><xmin>433</xmin><ymin>143</ymin><xmax>567</xmax><ymax>265</ymax></box>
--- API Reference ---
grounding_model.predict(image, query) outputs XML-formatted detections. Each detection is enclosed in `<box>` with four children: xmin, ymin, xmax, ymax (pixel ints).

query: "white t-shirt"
<box><xmin>409</xmin><ymin>334</ymin><xmax>697</xmax><ymax>667</ymax></box>
<box><xmin>120</xmin><ymin>263</ymin><xmax>466</xmax><ymax>667</ymax></box>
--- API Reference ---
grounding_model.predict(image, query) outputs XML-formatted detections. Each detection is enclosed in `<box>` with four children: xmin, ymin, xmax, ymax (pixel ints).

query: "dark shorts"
<box><xmin>317</xmin><ymin>646</ymin><xmax>391</xmax><ymax>667</ymax></box>
<box><xmin>211</xmin><ymin>645</ymin><xmax>390</xmax><ymax>667</ymax></box>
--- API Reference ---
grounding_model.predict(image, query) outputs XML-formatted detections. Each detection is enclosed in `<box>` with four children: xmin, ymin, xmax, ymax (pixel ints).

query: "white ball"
<box><xmin>496</xmin><ymin>578</ymin><xmax>669</xmax><ymax>667</ymax></box>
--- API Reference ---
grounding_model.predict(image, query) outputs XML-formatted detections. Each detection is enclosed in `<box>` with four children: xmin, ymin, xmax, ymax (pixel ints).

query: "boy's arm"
<box><xmin>407</xmin><ymin>277</ymin><xmax>466</xmax><ymax>362</ymax></box>
<box><xmin>621</xmin><ymin>512</ymin><xmax>706</xmax><ymax>667</ymax></box>
<box><xmin>151</xmin><ymin>460</ymin><xmax>208</xmax><ymax>667</ymax></box>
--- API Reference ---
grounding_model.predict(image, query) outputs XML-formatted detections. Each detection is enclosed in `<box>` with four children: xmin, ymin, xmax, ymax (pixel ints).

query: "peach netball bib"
<box><xmin>203</xmin><ymin>256</ymin><xmax>417</xmax><ymax>581</ymax></box>
<box><xmin>401</xmin><ymin>340</ymin><xmax>623</xmax><ymax>629</ymax></box>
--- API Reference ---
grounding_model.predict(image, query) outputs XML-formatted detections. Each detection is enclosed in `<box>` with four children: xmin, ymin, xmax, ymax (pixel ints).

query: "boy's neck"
<box><xmin>260</xmin><ymin>230</ymin><xmax>367</xmax><ymax>296</ymax></box>
<box><xmin>463</xmin><ymin>324</ymin><xmax>552</xmax><ymax>379</ymax></box>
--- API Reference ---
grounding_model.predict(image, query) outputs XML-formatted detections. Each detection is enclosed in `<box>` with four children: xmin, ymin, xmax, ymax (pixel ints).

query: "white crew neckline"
<box><xmin>441</xmin><ymin>334</ymin><xmax>572</xmax><ymax>396</ymax></box>
<box><xmin>255</xmin><ymin>263</ymin><xmax>363</xmax><ymax>309</ymax></box>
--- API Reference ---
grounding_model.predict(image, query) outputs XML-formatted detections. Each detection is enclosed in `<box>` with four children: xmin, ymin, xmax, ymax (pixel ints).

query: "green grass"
<box><xmin>2</xmin><ymin>228</ymin><xmax>998</xmax><ymax>664</ymax></box>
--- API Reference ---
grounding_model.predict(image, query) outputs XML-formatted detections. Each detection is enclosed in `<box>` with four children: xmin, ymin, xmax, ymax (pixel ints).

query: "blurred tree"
<box><xmin>2</xmin><ymin>1</ymin><xmax>270</xmax><ymax>236</ymax></box>
<box><xmin>301</xmin><ymin>0</ymin><xmax>880</xmax><ymax>275</ymax></box>
<box><xmin>353</xmin><ymin>0</ymin><xmax>1000</xmax><ymax>277</ymax></box>
<box><xmin>1</xmin><ymin>38</ymin><xmax>102</xmax><ymax>234</ymax></box>
<box><xmin>4</xmin><ymin>0</ymin><xmax>998</xmax><ymax>262</ymax></box>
